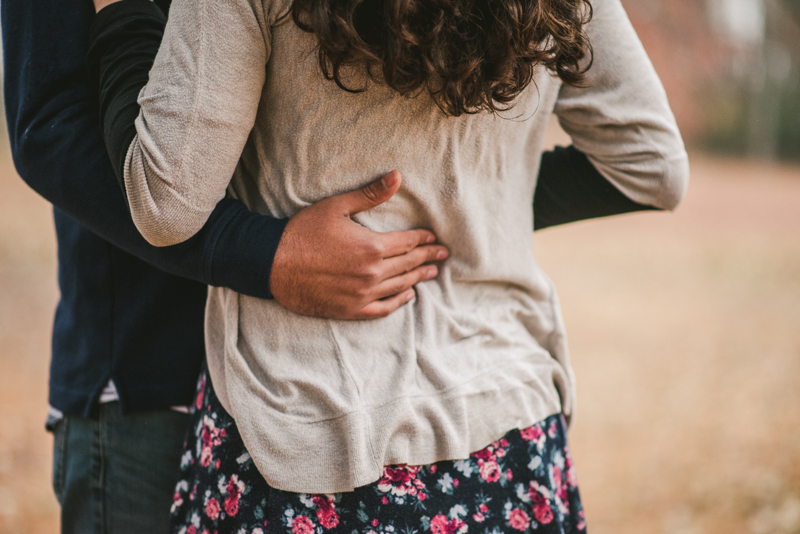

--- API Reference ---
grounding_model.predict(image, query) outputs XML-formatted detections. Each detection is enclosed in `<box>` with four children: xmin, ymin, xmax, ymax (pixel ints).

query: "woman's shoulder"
<box><xmin>260</xmin><ymin>0</ymin><xmax>294</xmax><ymax>27</ymax></box>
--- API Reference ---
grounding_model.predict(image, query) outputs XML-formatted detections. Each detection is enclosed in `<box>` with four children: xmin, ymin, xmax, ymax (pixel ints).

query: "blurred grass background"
<box><xmin>1</xmin><ymin>0</ymin><xmax>799</xmax><ymax>532</ymax></box>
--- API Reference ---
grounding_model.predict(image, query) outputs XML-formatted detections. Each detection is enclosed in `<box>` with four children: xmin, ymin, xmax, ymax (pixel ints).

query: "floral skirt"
<box><xmin>170</xmin><ymin>370</ymin><xmax>587</xmax><ymax>534</ymax></box>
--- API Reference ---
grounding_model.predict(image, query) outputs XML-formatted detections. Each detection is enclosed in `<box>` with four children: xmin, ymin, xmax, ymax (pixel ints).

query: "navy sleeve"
<box><xmin>533</xmin><ymin>145</ymin><xmax>656</xmax><ymax>230</ymax></box>
<box><xmin>87</xmin><ymin>0</ymin><xmax>167</xmax><ymax>197</ymax></box>
<box><xmin>1</xmin><ymin>0</ymin><xmax>287</xmax><ymax>299</ymax></box>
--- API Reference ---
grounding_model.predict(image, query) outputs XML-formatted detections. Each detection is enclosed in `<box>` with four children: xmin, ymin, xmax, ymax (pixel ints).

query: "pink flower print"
<box><xmin>292</xmin><ymin>515</ymin><xmax>314</xmax><ymax>534</ymax></box>
<box><xmin>199</xmin><ymin>416</ymin><xmax>222</xmax><ymax>467</ymax></box>
<box><xmin>500</xmin><ymin>438</ymin><xmax>509</xmax><ymax>447</ymax></box>
<box><xmin>479</xmin><ymin>503</ymin><xmax>488</xmax><ymax>513</ymax></box>
<box><xmin>411</xmin><ymin>477</ymin><xmax>426</xmax><ymax>497</ymax></box>
<box><xmin>529</xmin><ymin>481</ymin><xmax>555</xmax><ymax>525</ymax></box>
<box><xmin>529</xmin><ymin>483</ymin><xmax>548</xmax><ymax>507</ymax></box>
<box><xmin>473</xmin><ymin>512</ymin><xmax>485</xmax><ymax>522</ymax></box>
<box><xmin>577</xmin><ymin>509</ymin><xmax>586</xmax><ymax>530</ymax></box>
<box><xmin>316</xmin><ymin>508</ymin><xmax>339</xmax><ymax>529</ymax></box>
<box><xmin>199</xmin><ymin>446</ymin><xmax>213</xmax><ymax>467</ymax></box>
<box><xmin>187</xmin><ymin>526</ymin><xmax>197</xmax><ymax>534</ymax></box>
<box><xmin>381</xmin><ymin>496</ymin><xmax>389</xmax><ymax>505</ymax></box>
<box><xmin>171</xmin><ymin>487</ymin><xmax>185</xmax><ymax>515</ymax></box>
<box><xmin>201</xmin><ymin>530</ymin><xmax>210</xmax><ymax>534</ymax></box>
<box><xmin>479</xmin><ymin>460</ymin><xmax>501</xmax><ymax>482</ymax></box>
<box><xmin>534</xmin><ymin>504</ymin><xmax>554</xmax><ymax>524</ymax></box>
<box><xmin>452</xmin><ymin>518</ymin><xmax>468</xmax><ymax>534</ymax></box>
<box><xmin>200</xmin><ymin>426</ymin><xmax>216</xmax><ymax>447</ymax></box>
<box><xmin>418</xmin><ymin>492</ymin><xmax>427</xmax><ymax>501</ymax></box>
<box><xmin>195</xmin><ymin>375</ymin><xmax>206</xmax><ymax>410</ymax></box>
<box><xmin>548</xmin><ymin>421</ymin><xmax>557</xmax><ymax>439</ymax></box>
<box><xmin>506</xmin><ymin>469</ymin><xmax>513</xmax><ymax>481</ymax></box>
<box><xmin>495</xmin><ymin>448</ymin><xmax>506</xmax><ymax>458</ymax></box>
<box><xmin>565</xmin><ymin>450</ymin><xmax>579</xmax><ymax>488</ymax></box>
<box><xmin>508</xmin><ymin>508</ymin><xmax>530</xmax><ymax>531</ymax></box>
<box><xmin>312</xmin><ymin>495</ymin><xmax>340</xmax><ymax>529</ymax></box>
<box><xmin>429</xmin><ymin>465</ymin><xmax>437</xmax><ymax>473</ymax></box>
<box><xmin>215</xmin><ymin>459</ymin><xmax>221</xmax><ymax>470</ymax></box>
<box><xmin>429</xmin><ymin>514</ymin><xmax>467</xmax><ymax>534</ymax></box>
<box><xmin>552</xmin><ymin>466</ymin><xmax>563</xmax><ymax>493</ymax></box>
<box><xmin>453</xmin><ymin>478</ymin><xmax>459</xmax><ymax>487</ymax></box>
<box><xmin>200</xmin><ymin>418</ymin><xmax>216</xmax><ymax>447</ymax></box>
<box><xmin>471</xmin><ymin>447</ymin><xmax>494</xmax><ymax>462</ymax></box>
<box><xmin>519</xmin><ymin>425</ymin><xmax>544</xmax><ymax>442</ymax></box>
<box><xmin>377</xmin><ymin>465</ymin><xmax>426</xmax><ymax>500</ymax></box>
<box><xmin>226</xmin><ymin>475</ymin><xmax>244</xmax><ymax>497</ymax></box>
<box><xmin>224</xmin><ymin>495</ymin><xmax>239</xmax><ymax>517</ymax></box>
<box><xmin>382</xmin><ymin>466</ymin><xmax>412</xmax><ymax>487</ymax></box>
<box><xmin>552</xmin><ymin>466</ymin><xmax>569</xmax><ymax>513</ymax></box>
<box><xmin>430</xmin><ymin>515</ymin><xmax>448</xmax><ymax>534</ymax></box>
<box><xmin>205</xmin><ymin>497</ymin><xmax>220</xmax><ymax>520</ymax></box>
<box><xmin>372</xmin><ymin>519</ymin><xmax>379</xmax><ymax>527</ymax></box>
<box><xmin>225</xmin><ymin>475</ymin><xmax>245</xmax><ymax>518</ymax></box>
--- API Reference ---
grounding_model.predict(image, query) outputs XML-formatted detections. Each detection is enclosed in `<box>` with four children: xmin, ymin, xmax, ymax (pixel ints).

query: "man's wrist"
<box><xmin>208</xmin><ymin>201</ymin><xmax>289</xmax><ymax>300</ymax></box>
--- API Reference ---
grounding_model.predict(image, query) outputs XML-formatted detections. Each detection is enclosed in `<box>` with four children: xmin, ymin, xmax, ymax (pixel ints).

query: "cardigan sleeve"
<box><xmin>554</xmin><ymin>0</ymin><xmax>690</xmax><ymax>210</ymax></box>
<box><xmin>115</xmin><ymin>0</ymin><xmax>272</xmax><ymax>247</ymax></box>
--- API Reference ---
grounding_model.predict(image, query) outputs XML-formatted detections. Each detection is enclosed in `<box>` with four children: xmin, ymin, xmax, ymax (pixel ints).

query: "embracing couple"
<box><xmin>2</xmin><ymin>0</ymin><xmax>688</xmax><ymax>532</ymax></box>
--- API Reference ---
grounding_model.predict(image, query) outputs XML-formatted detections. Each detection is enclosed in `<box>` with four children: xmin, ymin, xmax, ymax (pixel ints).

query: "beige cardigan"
<box><xmin>124</xmin><ymin>0</ymin><xmax>689</xmax><ymax>493</ymax></box>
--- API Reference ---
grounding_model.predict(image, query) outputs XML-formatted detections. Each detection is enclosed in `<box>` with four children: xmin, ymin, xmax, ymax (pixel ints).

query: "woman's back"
<box><xmin>124</xmin><ymin>0</ymin><xmax>688</xmax><ymax>493</ymax></box>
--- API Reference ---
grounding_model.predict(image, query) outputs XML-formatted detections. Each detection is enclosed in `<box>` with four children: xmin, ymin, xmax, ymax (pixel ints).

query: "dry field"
<box><xmin>0</xmin><ymin>146</ymin><xmax>798</xmax><ymax>534</ymax></box>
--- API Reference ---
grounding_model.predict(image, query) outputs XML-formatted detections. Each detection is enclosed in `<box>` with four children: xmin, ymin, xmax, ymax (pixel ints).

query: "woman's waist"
<box><xmin>209</xmin><ymin>281</ymin><xmax>563</xmax><ymax>420</ymax></box>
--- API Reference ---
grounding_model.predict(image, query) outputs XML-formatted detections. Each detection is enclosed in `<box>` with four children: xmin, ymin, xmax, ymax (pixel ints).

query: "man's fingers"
<box><xmin>378</xmin><ymin>228</ymin><xmax>439</xmax><ymax>258</ymax></box>
<box><xmin>372</xmin><ymin>265</ymin><xmax>438</xmax><ymax>301</ymax></box>
<box><xmin>337</xmin><ymin>170</ymin><xmax>403</xmax><ymax>216</ymax></box>
<box><xmin>381</xmin><ymin>245</ymin><xmax>447</xmax><ymax>279</ymax></box>
<box><xmin>353</xmin><ymin>289</ymin><xmax>416</xmax><ymax>320</ymax></box>
<box><xmin>347</xmin><ymin>252</ymin><xmax>443</xmax><ymax>318</ymax></box>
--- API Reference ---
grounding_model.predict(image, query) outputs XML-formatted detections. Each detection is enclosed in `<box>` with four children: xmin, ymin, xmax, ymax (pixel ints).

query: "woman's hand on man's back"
<box><xmin>270</xmin><ymin>171</ymin><xmax>448</xmax><ymax>320</ymax></box>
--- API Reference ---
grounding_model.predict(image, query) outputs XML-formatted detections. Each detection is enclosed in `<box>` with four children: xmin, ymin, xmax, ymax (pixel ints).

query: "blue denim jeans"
<box><xmin>51</xmin><ymin>402</ymin><xmax>190</xmax><ymax>534</ymax></box>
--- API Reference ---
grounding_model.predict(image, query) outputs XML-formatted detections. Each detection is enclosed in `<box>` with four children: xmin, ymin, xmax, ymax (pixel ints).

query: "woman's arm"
<box><xmin>553</xmin><ymin>0</ymin><xmax>690</xmax><ymax>210</ymax></box>
<box><xmin>93</xmin><ymin>0</ymin><xmax>269</xmax><ymax>247</ymax></box>
<box><xmin>87</xmin><ymin>0</ymin><xmax>451</xmax><ymax>319</ymax></box>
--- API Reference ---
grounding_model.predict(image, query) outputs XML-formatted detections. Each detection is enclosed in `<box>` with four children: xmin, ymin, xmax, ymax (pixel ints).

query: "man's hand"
<box><xmin>271</xmin><ymin>171</ymin><xmax>448</xmax><ymax>320</ymax></box>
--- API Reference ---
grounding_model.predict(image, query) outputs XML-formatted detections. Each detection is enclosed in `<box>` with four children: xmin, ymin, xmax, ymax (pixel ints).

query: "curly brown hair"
<box><xmin>290</xmin><ymin>0</ymin><xmax>593</xmax><ymax>116</ymax></box>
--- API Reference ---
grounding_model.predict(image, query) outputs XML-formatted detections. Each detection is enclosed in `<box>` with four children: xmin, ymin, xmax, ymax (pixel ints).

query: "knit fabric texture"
<box><xmin>123</xmin><ymin>0</ymin><xmax>689</xmax><ymax>493</ymax></box>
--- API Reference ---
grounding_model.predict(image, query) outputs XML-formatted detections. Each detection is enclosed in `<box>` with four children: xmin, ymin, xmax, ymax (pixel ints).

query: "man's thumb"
<box><xmin>342</xmin><ymin>171</ymin><xmax>402</xmax><ymax>215</ymax></box>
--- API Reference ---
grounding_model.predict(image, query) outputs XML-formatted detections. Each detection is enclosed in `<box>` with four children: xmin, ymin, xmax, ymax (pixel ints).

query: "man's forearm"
<box><xmin>534</xmin><ymin>145</ymin><xmax>657</xmax><ymax>231</ymax></box>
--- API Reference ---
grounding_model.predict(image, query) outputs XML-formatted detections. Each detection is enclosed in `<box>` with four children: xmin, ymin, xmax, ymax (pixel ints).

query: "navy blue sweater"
<box><xmin>1</xmin><ymin>0</ymin><xmax>287</xmax><ymax>417</ymax></box>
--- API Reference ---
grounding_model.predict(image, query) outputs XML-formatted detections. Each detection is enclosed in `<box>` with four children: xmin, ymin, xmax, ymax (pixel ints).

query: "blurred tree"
<box><xmin>779</xmin><ymin>0</ymin><xmax>800</xmax><ymax>20</ymax></box>
<box><xmin>623</xmin><ymin>0</ymin><xmax>800</xmax><ymax>161</ymax></box>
